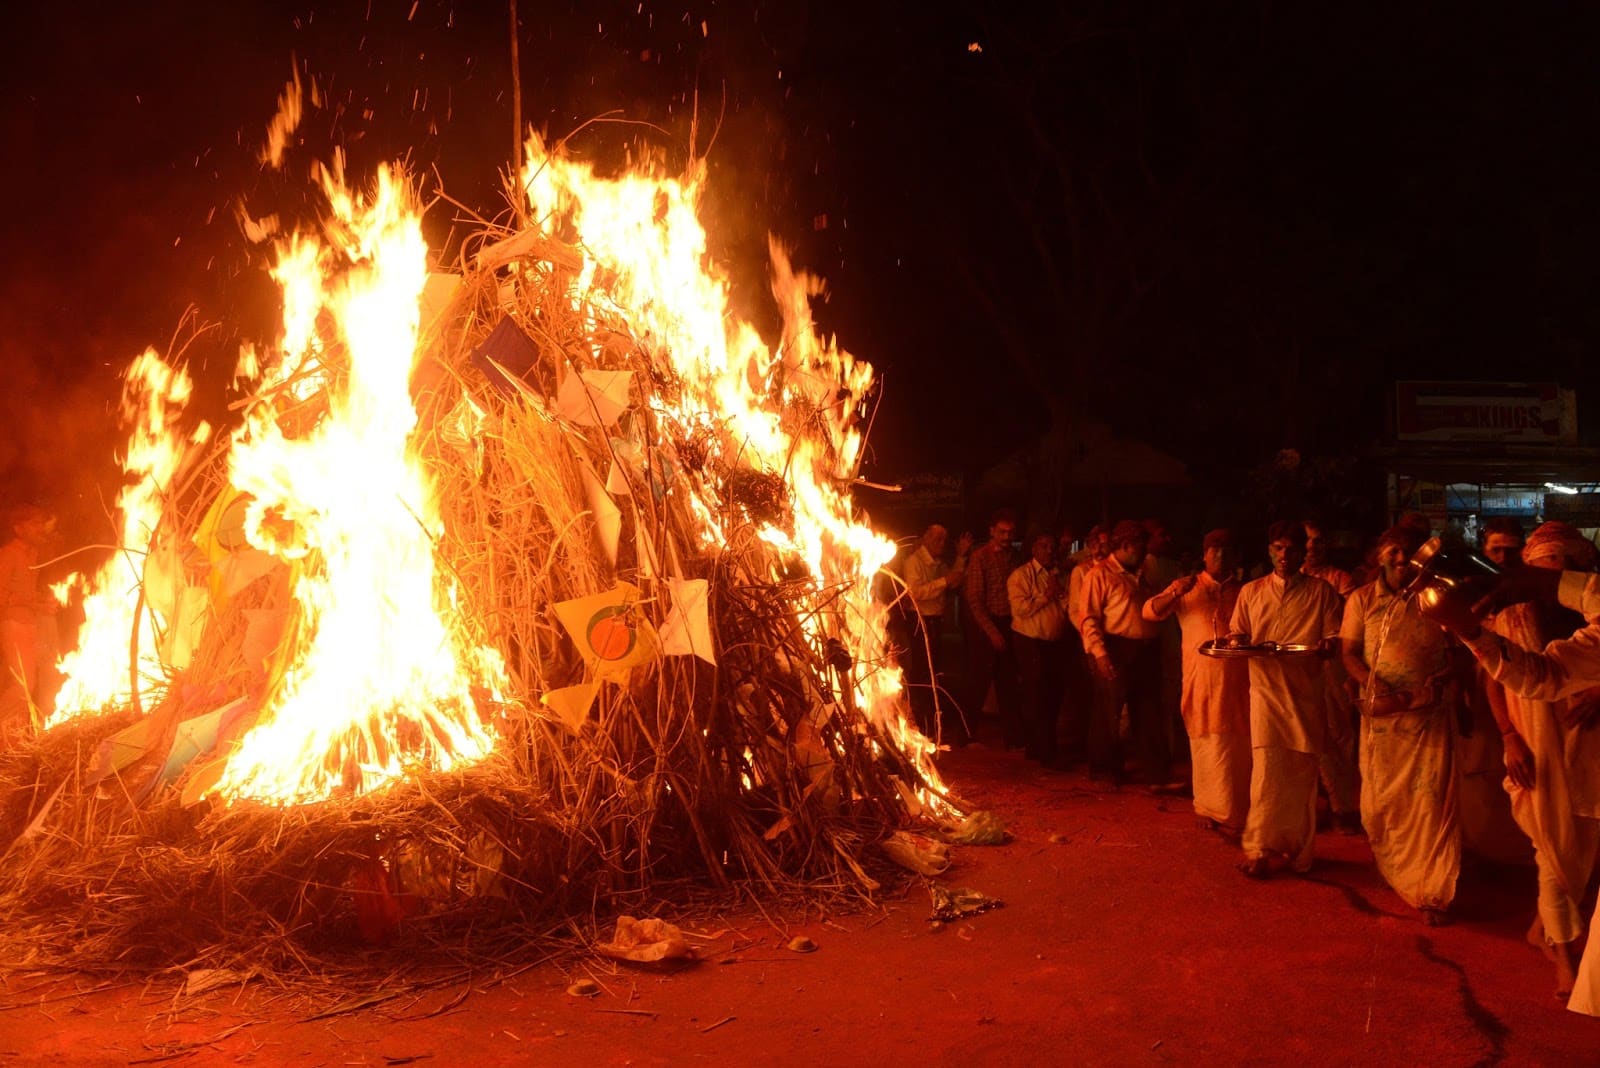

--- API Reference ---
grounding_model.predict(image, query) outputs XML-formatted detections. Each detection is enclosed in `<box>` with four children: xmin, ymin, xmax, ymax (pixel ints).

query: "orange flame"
<box><xmin>51</xmin><ymin>352</ymin><xmax>211</xmax><ymax>721</ymax></box>
<box><xmin>212</xmin><ymin>161</ymin><xmax>501</xmax><ymax>804</ymax></box>
<box><xmin>52</xmin><ymin>98</ymin><xmax>943</xmax><ymax>811</ymax></box>
<box><xmin>520</xmin><ymin>135</ymin><xmax>940</xmax><ymax>790</ymax></box>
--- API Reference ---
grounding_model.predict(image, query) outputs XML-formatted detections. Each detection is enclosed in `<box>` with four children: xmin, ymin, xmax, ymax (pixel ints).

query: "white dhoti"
<box><xmin>1507</xmin><ymin>760</ymin><xmax>1600</xmax><ymax>946</ymax></box>
<box><xmin>1243</xmin><ymin>745</ymin><xmax>1318</xmax><ymax>872</ymax></box>
<box><xmin>1529</xmin><ymin>817</ymin><xmax>1600</xmax><ymax>945</ymax></box>
<box><xmin>1571</xmin><ymin>913</ymin><xmax>1600</xmax><ymax>1015</ymax></box>
<box><xmin>1568</xmin><ymin>920</ymin><xmax>1593</xmax><ymax>1016</ymax></box>
<box><xmin>1560</xmin><ymin>810</ymin><xmax>1600</xmax><ymax>1016</ymax></box>
<box><xmin>1190</xmin><ymin>731</ymin><xmax>1250</xmax><ymax>831</ymax></box>
<box><xmin>1494</xmin><ymin>603</ymin><xmax>1600</xmax><ymax>945</ymax></box>
<box><xmin>1360</xmin><ymin>708</ymin><xmax>1460</xmax><ymax>910</ymax></box>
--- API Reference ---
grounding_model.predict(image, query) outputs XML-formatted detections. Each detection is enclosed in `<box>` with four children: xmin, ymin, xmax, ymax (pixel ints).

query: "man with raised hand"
<box><xmin>1478</xmin><ymin>522</ymin><xmax>1600</xmax><ymax>995</ymax></box>
<box><xmin>1428</xmin><ymin>542</ymin><xmax>1600</xmax><ymax>1015</ymax></box>
<box><xmin>1142</xmin><ymin>529</ymin><xmax>1250</xmax><ymax>834</ymax></box>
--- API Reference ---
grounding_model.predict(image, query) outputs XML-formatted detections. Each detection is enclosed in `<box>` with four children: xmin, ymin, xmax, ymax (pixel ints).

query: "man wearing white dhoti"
<box><xmin>1341</xmin><ymin>525</ymin><xmax>1459</xmax><ymax>925</ymax></box>
<box><xmin>1229</xmin><ymin>521</ymin><xmax>1344</xmax><ymax>878</ymax></box>
<box><xmin>1435</xmin><ymin>554</ymin><xmax>1600</xmax><ymax>1016</ymax></box>
<box><xmin>1143</xmin><ymin>529</ymin><xmax>1250</xmax><ymax>834</ymax></box>
<box><xmin>1481</xmin><ymin>522</ymin><xmax>1600</xmax><ymax>994</ymax></box>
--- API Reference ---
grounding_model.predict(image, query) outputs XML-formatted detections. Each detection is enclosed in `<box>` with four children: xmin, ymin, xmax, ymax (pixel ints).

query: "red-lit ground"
<box><xmin>2</xmin><ymin>743</ymin><xmax>1593</xmax><ymax>1066</ymax></box>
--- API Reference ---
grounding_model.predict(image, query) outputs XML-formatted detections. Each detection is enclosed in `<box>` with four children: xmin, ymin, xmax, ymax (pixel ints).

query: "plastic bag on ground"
<box><xmin>596</xmin><ymin>916</ymin><xmax>695</xmax><ymax>962</ymax></box>
<box><xmin>939</xmin><ymin>810</ymin><xmax>1008</xmax><ymax>845</ymax></box>
<box><xmin>929</xmin><ymin>884</ymin><xmax>1004</xmax><ymax>922</ymax></box>
<box><xmin>881</xmin><ymin>830</ymin><xmax>952</xmax><ymax>875</ymax></box>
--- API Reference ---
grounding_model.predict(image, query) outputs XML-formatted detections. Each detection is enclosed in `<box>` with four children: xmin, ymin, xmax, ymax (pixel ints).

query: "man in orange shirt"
<box><xmin>1081</xmin><ymin>520</ymin><xmax>1177</xmax><ymax>787</ymax></box>
<box><xmin>1143</xmin><ymin>529</ymin><xmax>1250</xmax><ymax>833</ymax></box>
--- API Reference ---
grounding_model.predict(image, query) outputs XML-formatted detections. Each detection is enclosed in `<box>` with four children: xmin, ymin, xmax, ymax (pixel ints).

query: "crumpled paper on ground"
<box><xmin>595</xmin><ymin>916</ymin><xmax>695</xmax><ymax>962</ymax></box>
<box><xmin>881</xmin><ymin>830</ymin><xmax>952</xmax><ymax>875</ymax></box>
<box><xmin>939</xmin><ymin>810</ymin><xmax>1008</xmax><ymax>845</ymax></box>
<box><xmin>929</xmin><ymin>884</ymin><xmax>1005</xmax><ymax>922</ymax></box>
<box><xmin>181</xmin><ymin>967</ymin><xmax>257</xmax><ymax>998</ymax></box>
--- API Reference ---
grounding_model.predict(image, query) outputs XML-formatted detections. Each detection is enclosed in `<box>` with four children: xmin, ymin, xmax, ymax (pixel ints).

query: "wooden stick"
<box><xmin>508</xmin><ymin>0</ymin><xmax>526</xmax><ymax>226</ymax></box>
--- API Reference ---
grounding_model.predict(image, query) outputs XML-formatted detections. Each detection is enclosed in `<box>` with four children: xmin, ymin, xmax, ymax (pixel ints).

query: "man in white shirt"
<box><xmin>1438</xmin><ymin>547</ymin><xmax>1600</xmax><ymax>1015</ymax></box>
<box><xmin>897</xmin><ymin>524</ymin><xmax>970</xmax><ymax>745</ymax></box>
<box><xmin>1008</xmin><ymin>532</ymin><xmax>1070</xmax><ymax>767</ymax></box>
<box><xmin>1479</xmin><ymin>522</ymin><xmax>1600</xmax><ymax>993</ymax></box>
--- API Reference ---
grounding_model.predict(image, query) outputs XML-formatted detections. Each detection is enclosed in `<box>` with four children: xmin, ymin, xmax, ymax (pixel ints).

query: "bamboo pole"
<box><xmin>508</xmin><ymin>0</ymin><xmax>526</xmax><ymax>226</ymax></box>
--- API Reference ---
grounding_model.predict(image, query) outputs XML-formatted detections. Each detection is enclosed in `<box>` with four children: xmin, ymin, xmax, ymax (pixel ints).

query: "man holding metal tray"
<box><xmin>1226</xmin><ymin>520</ymin><xmax>1345</xmax><ymax>879</ymax></box>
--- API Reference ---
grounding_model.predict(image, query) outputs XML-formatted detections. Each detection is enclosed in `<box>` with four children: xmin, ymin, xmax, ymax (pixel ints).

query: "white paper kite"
<box><xmin>556</xmin><ymin>369</ymin><xmax>632</xmax><ymax>427</ymax></box>
<box><xmin>660</xmin><ymin>577</ymin><xmax>715</xmax><ymax>665</ymax></box>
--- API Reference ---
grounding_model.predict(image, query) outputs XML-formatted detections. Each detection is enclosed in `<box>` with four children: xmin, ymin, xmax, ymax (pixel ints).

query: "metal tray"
<box><xmin>1199</xmin><ymin>639</ymin><xmax>1327</xmax><ymax>660</ymax></box>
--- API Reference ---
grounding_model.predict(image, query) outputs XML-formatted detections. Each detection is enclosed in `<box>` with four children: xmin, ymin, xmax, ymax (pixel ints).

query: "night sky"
<box><xmin>4</xmin><ymin>2</ymin><xmax>1600</xmax><ymax>545</ymax></box>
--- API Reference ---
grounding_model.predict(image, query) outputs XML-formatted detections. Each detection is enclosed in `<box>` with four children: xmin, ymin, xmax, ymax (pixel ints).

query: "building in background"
<box><xmin>1373</xmin><ymin>381</ymin><xmax>1600</xmax><ymax>542</ymax></box>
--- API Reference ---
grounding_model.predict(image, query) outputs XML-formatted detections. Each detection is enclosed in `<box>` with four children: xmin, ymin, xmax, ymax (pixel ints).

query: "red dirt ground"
<box><xmin>3</xmin><ymin>744</ymin><xmax>1595</xmax><ymax>1066</ymax></box>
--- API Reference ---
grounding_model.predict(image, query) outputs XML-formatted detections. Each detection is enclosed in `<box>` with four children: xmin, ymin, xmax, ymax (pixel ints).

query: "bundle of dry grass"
<box><xmin>0</xmin><ymin>161</ymin><xmax>947</xmax><ymax>976</ymax></box>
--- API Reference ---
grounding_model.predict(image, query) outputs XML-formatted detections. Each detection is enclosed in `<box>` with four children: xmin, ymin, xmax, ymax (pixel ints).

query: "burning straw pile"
<box><xmin>0</xmin><ymin>126</ymin><xmax>948</xmax><ymax>974</ymax></box>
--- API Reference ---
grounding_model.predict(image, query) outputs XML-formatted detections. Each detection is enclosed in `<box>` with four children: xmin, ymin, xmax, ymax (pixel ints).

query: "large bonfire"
<box><xmin>0</xmin><ymin>85</ymin><xmax>951</xmax><ymax>971</ymax></box>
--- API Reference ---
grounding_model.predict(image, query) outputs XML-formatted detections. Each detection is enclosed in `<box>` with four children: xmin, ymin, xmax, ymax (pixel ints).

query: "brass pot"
<box><xmin>1404</xmin><ymin>535</ymin><xmax>1501</xmax><ymax>624</ymax></box>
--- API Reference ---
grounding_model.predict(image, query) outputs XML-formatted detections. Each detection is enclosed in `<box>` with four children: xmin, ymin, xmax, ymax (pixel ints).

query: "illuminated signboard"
<box><xmin>1394</xmin><ymin>382</ymin><xmax>1574</xmax><ymax>443</ymax></box>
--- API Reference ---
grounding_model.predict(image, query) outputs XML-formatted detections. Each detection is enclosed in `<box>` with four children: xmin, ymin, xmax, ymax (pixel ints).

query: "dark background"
<box><xmin>4</xmin><ymin>1</ymin><xmax>1600</xmax><ymax>548</ymax></box>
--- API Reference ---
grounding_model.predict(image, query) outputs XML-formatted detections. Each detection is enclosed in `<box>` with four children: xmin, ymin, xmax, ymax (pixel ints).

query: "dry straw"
<box><xmin>0</xmin><ymin>170</ymin><xmax>947</xmax><ymax>978</ymax></box>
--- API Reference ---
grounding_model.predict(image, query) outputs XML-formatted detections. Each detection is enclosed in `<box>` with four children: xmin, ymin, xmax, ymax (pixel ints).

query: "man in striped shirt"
<box><xmin>962</xmin><ymin>509</ymin><xmax>1021</xmax><ymax>747</ymax></box>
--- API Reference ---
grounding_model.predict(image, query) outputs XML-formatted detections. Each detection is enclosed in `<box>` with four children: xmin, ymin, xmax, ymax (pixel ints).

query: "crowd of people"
<box><xmin>888</xmin><ymin>508</ymin><xmax>1600</xmax><ymax>1015</ymax></box>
